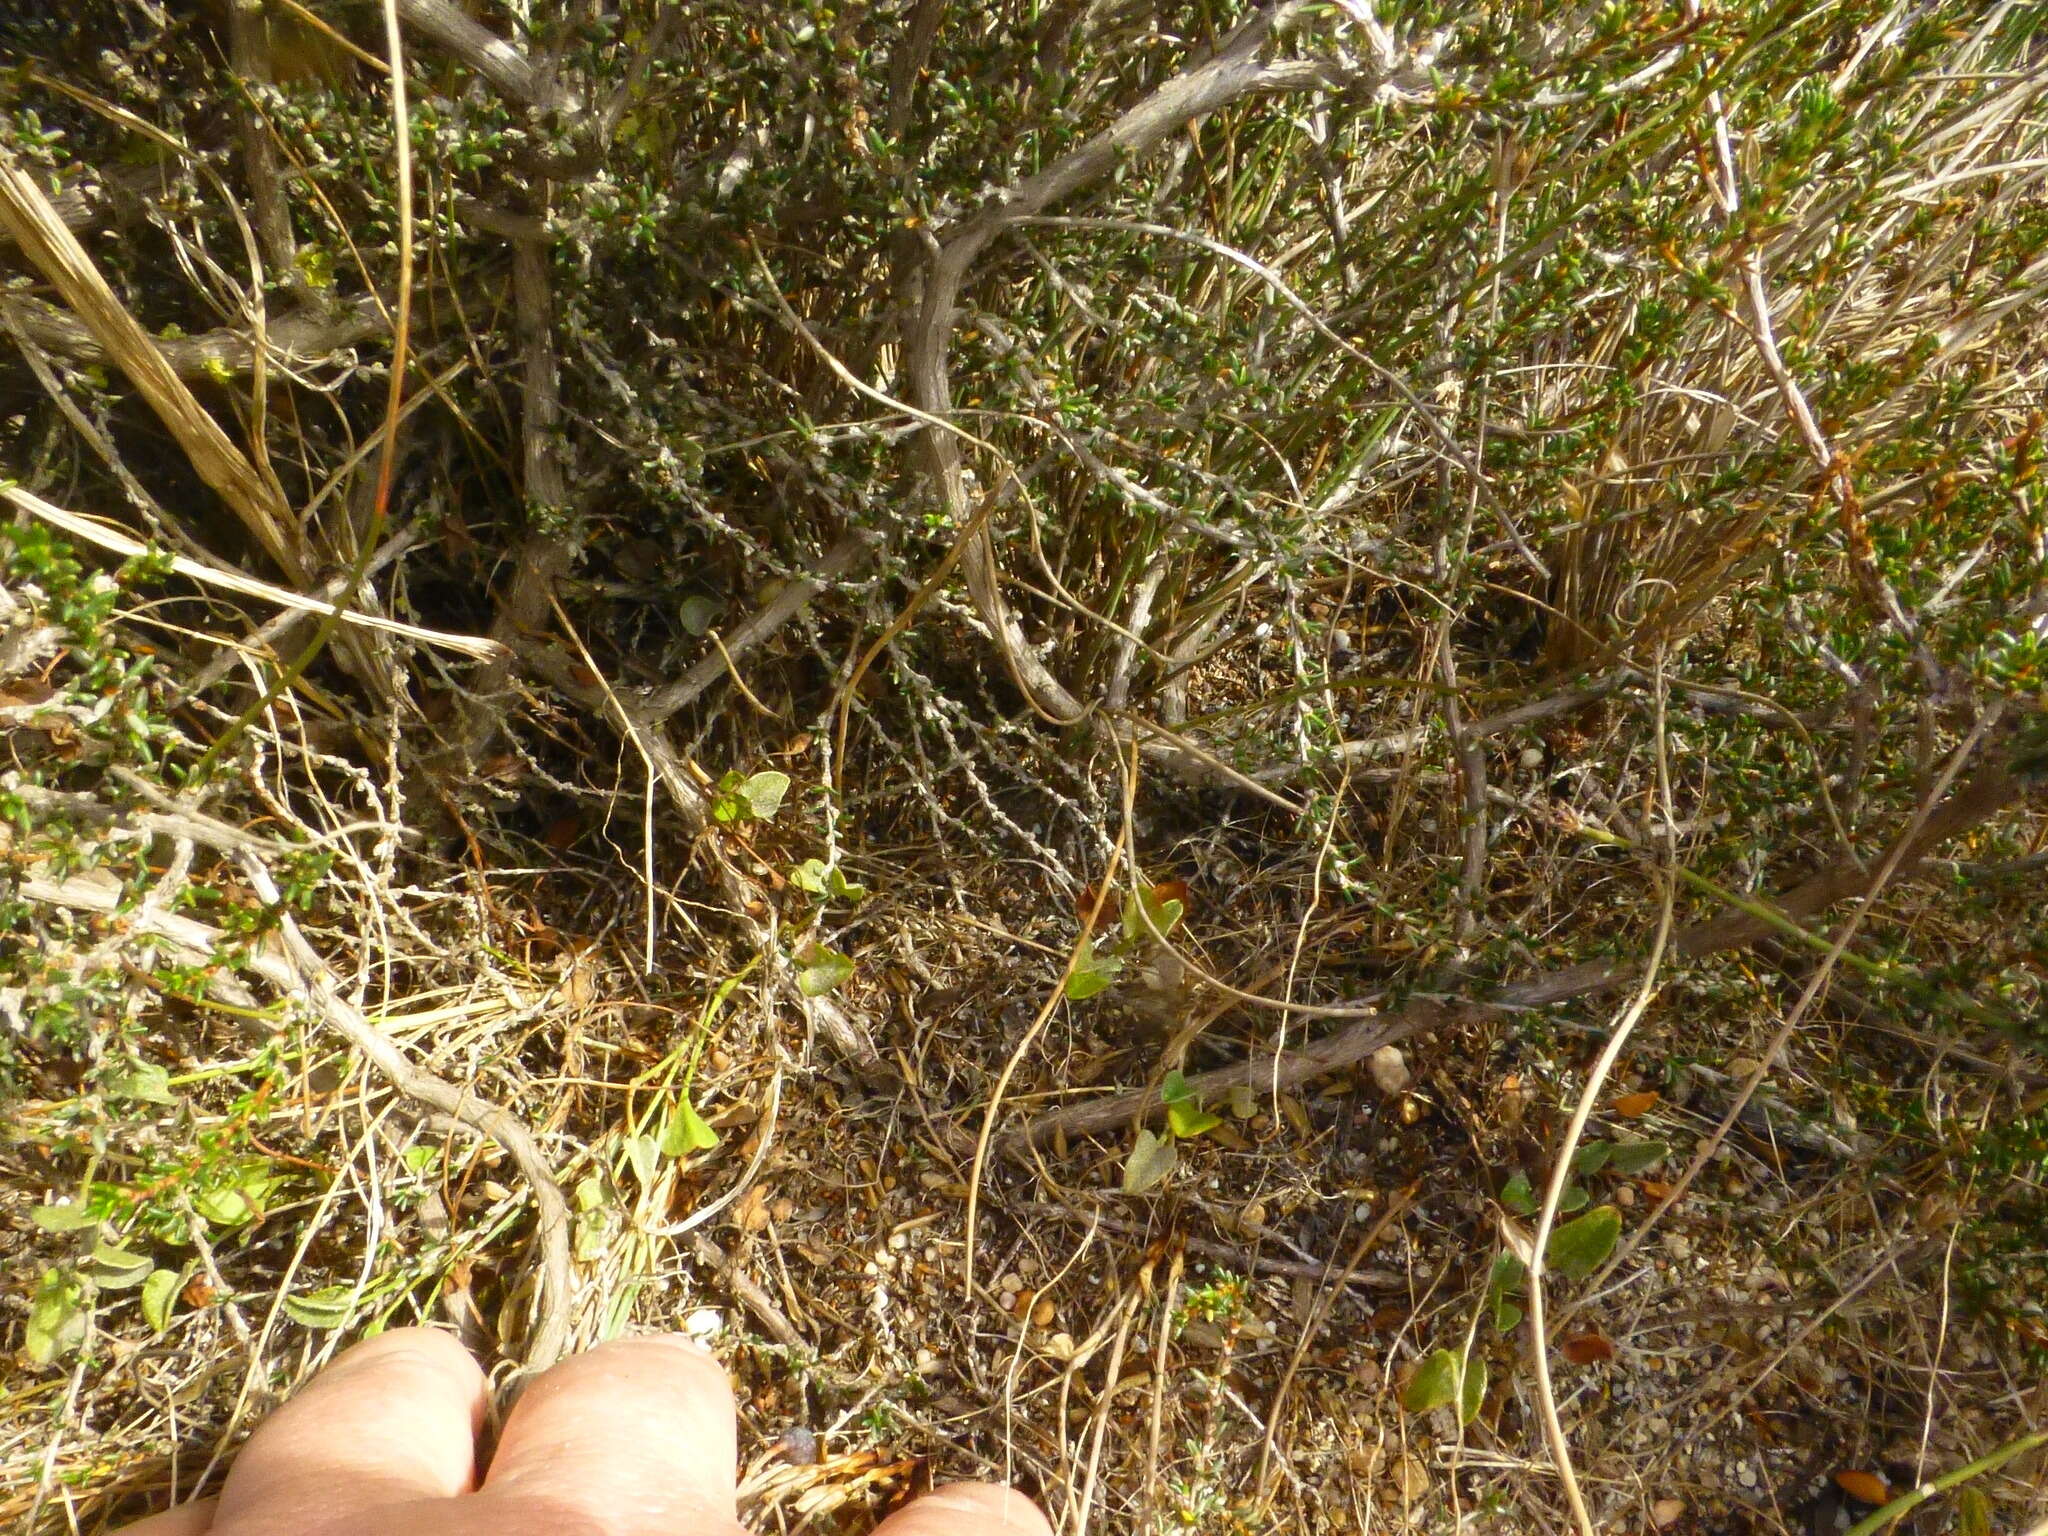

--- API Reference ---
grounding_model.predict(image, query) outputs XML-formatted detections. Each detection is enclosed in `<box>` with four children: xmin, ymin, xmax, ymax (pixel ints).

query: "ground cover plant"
<box><xmin>2</xmin><ymin>1</ymin><xmax>2045</xmax><ymax>1533</ymax></box>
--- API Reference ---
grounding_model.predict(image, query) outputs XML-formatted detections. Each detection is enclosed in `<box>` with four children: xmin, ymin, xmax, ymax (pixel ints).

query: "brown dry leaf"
<box><xmin>1561</xmin><ymin>1332</ymin><xmax>1616</xmax><ymax>1364</ymax></box>
<box><xmin>1496</xmin><ymin>1073</ymin><xmax>1533</xmax><ymax>1127</ymax></box>
<box><xmin>1347</xmin><ymin>1444</ymin><xmax>1384</xmax><ymax>1479</ymax></box>
<box><xmin>1639</xmin><ymin>1179</ymin><xmax>1676</xmax><ymax>1200</ymax></box>
<box><xmin>1281</xmin><ymin>1095</ymin><xmax>1313</xmax><ymax>1136</ymax></box>
<box><xmin>1612</xmin><ymin>1090</ymin><xmax>1660</xmax><ymax>1117</ymax></box>
<box><xmin>1834</xmin><ymin>1471</ymin><xmax>1889</xmax><ymax>1505</ymax></box>
<box><xmin>733</xmin><ymin>1184</ymin><xmax>773</xmax><ymax>1233</ymax></box>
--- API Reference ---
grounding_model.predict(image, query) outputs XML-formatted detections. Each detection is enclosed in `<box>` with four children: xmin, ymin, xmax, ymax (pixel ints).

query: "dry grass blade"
<box><xmin>4</xmin><ymin>486</ymin><xmax>505</xmax><ymax>659</ymax></box>
<box><xmin>0</xmin><ymin>154</ymin><xmax>305</xmax><ymax>581</ymax></box>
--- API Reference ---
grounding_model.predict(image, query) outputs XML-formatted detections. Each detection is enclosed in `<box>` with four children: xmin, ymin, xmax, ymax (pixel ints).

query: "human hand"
<box><xmin>113</xmin><ymin>1328</ymin><xmax>1050</xmax><ymax>1536</ymax></box>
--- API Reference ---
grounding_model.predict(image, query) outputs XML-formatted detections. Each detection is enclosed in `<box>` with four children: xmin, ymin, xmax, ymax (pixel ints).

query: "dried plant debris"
<box><xmin>3</xmin><ymin>4</ymin><xmax>2046</xmax><ymax>1536</ymax></box>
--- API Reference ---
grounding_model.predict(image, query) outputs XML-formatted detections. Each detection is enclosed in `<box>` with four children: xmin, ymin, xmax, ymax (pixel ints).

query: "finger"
<box><xmin>210</xmin><ymin>1328</ymin><xmax>487</xmax><ymax>1533</ymax></box>
<box><xmin>871</xmin><ymin>1484</ymin><xmax>1054</xmax><ymax>1536</ymax></box>
<box><xmin>478</xmin><ymin>1335</ymin><xmax>738</xmax><ymax>1535</ymax></box>
<box><xmin>110</xmin><ymin>1496</ymin><xmax>219</xmax><ymax>1536</ymax></box>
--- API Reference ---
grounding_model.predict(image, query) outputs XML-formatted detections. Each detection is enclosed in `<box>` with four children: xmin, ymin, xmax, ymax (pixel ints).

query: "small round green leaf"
<box><xmin>795</xmin><ymin>943</ymin><xmax>854</xmax><ymax>997</ymax></box>
<box><xmin>741</xmin><ymin>771</ymin><xmax>791</xmax><ymax>820</ymax></box>
<box><xmin>678</xmin><ymin>595</ymin><xmax>721</xmax><ymax>635</ymax></box>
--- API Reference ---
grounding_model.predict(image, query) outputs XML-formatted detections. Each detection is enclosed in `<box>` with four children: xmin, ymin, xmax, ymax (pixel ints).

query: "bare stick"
<box><xmin>1523</xmin><ymin>675</ymin><xmax>1676</xmax><ymax>1536</ymax></box>
<box><xmin>6</xmin><ymin>290</ymin><xmax>388</xmax><ymax>379</ymax></box>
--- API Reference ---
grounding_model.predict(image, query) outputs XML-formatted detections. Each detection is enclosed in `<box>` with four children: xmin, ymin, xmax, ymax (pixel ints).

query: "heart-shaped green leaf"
<box><xmin>1064</xmin><ymin>939</ymin><xmax>1123</xmax><ymax>1001</ymax></box>
<box><xmin>1402</xmin><ymin>1348</ymin><xmax>1463</xmax><ymax>1414</ymax></box>
<box><xmin>1546</xmin><ymin>1204</ymin><xmax>1622</xmax><ymax>1280</ymax></box>
<box><xmin>661</xmin><ymin>1098</ymin><xmax>720</xmax><ymax>1154</ymax></box>
<box><xmin>1121</xmin><ymin>1128</ymin><xmax>1177</xmax><ymax>1193</ymax></box>
<box><xmin>1122</xmin><ymin>885</ymin><xmax>1186</xmax><ymax>944</ymax></box>
<box><xmin>1499</xmin><ymin>1172</ymin><xmax>1537</xmax><ymax>1215</ymax></box>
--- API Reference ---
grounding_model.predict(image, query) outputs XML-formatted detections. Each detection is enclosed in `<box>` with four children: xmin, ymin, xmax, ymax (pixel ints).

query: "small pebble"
<box><xmin>1519</xmin><ymin>746</ymin><xmax>1545</xmax><ymax>769</ymax></box>
<box><xmin>1392</xmin><ymin>1453</ymin><xmax>1429</xmax><ymax>1500</ymax></box>
<box><xmin>683</xmin><ymin>1308</ymin><xmax>723</xmax><ymax>1338</ymax></box>
<box><xmin>887</xmin><ymin>1230</ymin><xmax>909</xmax><ymax>1251</ymax></box>
<box><xmin>1368</xmin><ymin>1045</ymin><xmax>1411</xmax><ymax>1096</ymax></box>
<box><xmin>1031</xmin><ymin>1297</ymin><xmax>1056</xmax><ymax>1329</ymax></box>
<box><xmin>999</xmin><ymin>1272</ymin><xmax>1022</xmax><ymax>1295</ymax></box>
<box><xmin>1240</xmin><ymin>1201</ymin><xmax>1267</xmax><ymax>1230</ymax></box>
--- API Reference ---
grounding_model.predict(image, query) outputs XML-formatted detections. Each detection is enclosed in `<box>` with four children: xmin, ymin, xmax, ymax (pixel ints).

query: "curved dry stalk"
<box><xmin>902</xmin><ymin>6</ymin><xmax>1374</xmax><ymax>725</ymax></box>
<box><xmin>5</xmin><ymin>486</ymin><xmax>506</xmax><ymax>660</ymax></box>
<box><xmin>1521</xmin><ymin>668</ymin><xmax>1676</xmax><ymax>1535</ymax></box>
